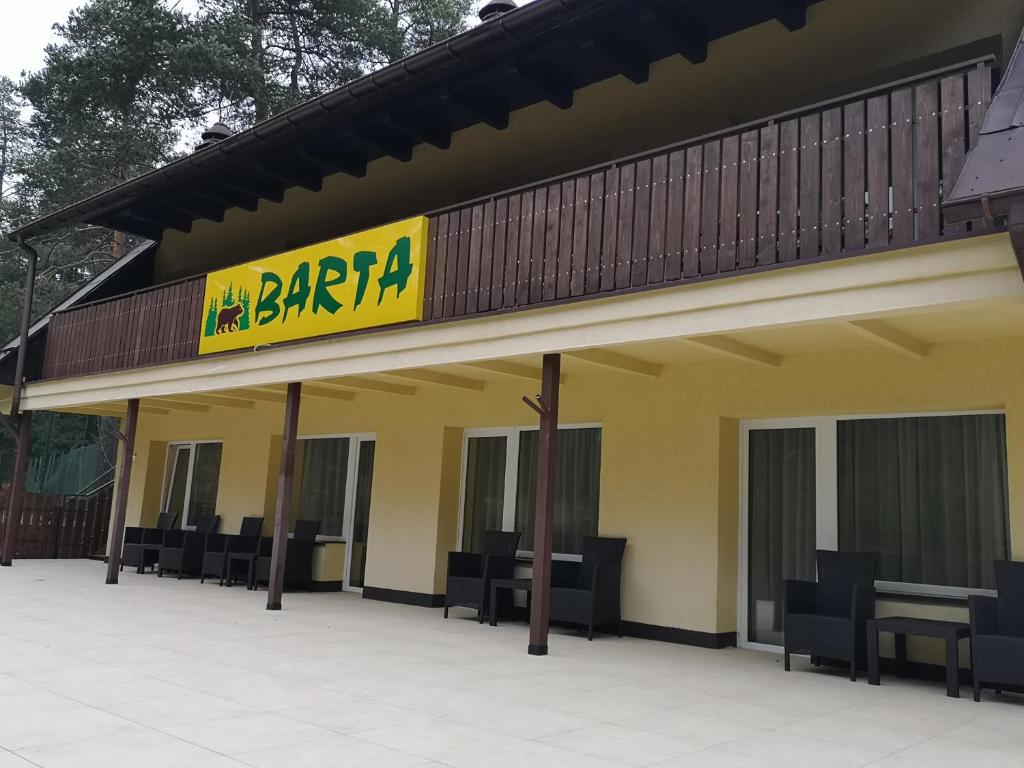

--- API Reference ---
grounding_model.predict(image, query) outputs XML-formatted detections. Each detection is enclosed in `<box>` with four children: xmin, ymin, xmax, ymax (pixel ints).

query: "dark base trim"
<box><xmin>104</xmin><ymin>576</ymin><xmax>118</xmax><ymax>585</ymax></box>
<box><xmin>266</xmin><ymin>602</ymin><xmax>281</xmax><ymax>610</ymax></box>
<box><xmin>312</xmin><ymin>580</ymin><xmax>345</xmax><ymax>593</ymax></box>
<box><xmin>0</xmin><ymin>561</ymin><xmax>11</xmax><ymax>567</ymax></box>
<box><xmin>362</xmin><ymin>586</ymin><xmax>444</xmax><ymax>608</ymax></box>
<box><xmin>528</xmin><ymin>644</ymin><xmax>548</xmax><ymax>655</ymax></box>
<box><xmin>621</xmin><ymin>621</ymin><xmax>737</xmax><ymax>649</ymax></box>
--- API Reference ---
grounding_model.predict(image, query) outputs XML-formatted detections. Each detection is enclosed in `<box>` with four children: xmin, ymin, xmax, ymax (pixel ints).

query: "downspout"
<box><xmin>10</xmin><ymin>236</ymin><xmax>37</xmax><ymax>418</ymax></box>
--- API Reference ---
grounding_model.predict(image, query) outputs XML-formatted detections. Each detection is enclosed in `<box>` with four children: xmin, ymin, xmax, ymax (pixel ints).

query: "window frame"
<box><xmin>296</xmin><ymin>431</ymin><xmax>375</xmax><ymax>594</ymax></box>
<box><xmin>457</xmin><ymin>422</ymin><xmax>602</xmax><ymax>562</ymax></box>
<box><xmin>161</xmin><ymin>440</ymin><xmax>224</xmax><ymax>530</ymax></box>
<box><xmin>737</xmin><ymin>410</ymin><xmax>1008</xmax><ymax>652</ymax></box>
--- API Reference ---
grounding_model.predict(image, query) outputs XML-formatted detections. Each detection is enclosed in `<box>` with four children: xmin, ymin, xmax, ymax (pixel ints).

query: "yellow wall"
<box><xmin>151</xmin><ymin>0</ymin><xmax>1024</xmax><ymax>283</ymax></box>
<box><xmin>119</xmin><ymin>333</ymin><xmax>1024</xmax><ymax>638</ymax></box>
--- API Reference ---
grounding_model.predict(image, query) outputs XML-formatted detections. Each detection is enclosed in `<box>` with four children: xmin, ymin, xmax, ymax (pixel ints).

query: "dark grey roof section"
<box><xmin>0</xmin><ymin>240</ymin><xmax>157</xmax><ymax>367</ymax></box>
<box><xmin>944</xmin><ymin>28</ymin><xmax>1024</xmax><ymax>223</ymax></box>
<box><xmin>7</xmin><ymin>0</ymin><xmax>817</xmax><ymax>242</ymax></box>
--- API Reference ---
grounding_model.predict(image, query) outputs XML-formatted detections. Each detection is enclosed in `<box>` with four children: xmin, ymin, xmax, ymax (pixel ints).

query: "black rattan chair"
<box><xmin>444</xmin><ymin>530</ymin><xmax>520</xmax><ymax>622</ymax></box>
<box><xmin>784</xmin><ymin>550</ymin><xmax>878</xmax><ymax>681</ymax></box>
<box><xmin>121</xmin><ymin>511</ymin><xmax>177</xmax><ymax>573</ymax></box>
<box><xmin>200</xmin><ymin>516</ymin><xmax>263</xmax><ymax>585</ymax></box>
<box><xmin>254</xmin><ymin>519</ymin><xmax>321</xmax><ymax>591</ymax></box>
<box><xmin>549</xmin><ymin>536</ymin><xmax>627</xmax><ymax>640</ymax></box>
<box><xmin>158</xmin><ymin>514</ymin><xmax>220</xmax><ymax>578</ymax></box>
<box><xmin>970</xmin><ymin>560</ymin><xmax>1024</xmax><ymax>701</ymax></box>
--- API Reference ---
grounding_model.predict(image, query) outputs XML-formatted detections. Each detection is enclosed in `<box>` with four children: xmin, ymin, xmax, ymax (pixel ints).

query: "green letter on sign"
<box><xmin>282</xmin><ymin>261</ymin><xmax>311</xmax><ymax>322</ymax></box>
<box><xmin>255</xmin><ymin>272</ymin><xmax>283</xmax><ymax>325</ymax></box>
<box><xmin>353</xmin><ymin>250</ymin><xmax>378</xmax><ymax>310</ymax></box>
<box><xmin>377</xmin><ymin>236</ymin><xmax>413</xmax><ymax>305</ymax></box>
<box><xmin>313</xmin><ymin>255</ymin><xmax>347</xmax><ymax>314</ymax></box>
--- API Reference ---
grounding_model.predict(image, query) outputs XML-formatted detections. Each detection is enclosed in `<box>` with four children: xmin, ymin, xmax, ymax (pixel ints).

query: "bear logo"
<box><xmin>216</xmin><ymin>304</ymin><xmax>245</xmax><ymax>334</ymax></box>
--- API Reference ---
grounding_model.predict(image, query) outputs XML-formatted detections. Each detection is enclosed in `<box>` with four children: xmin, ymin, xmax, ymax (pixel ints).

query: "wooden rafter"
<box><xmin>565</xmin><ymin>348</ymin><xmax>662</xmax><ymax>377</ymax></box>
<box><xmin>321</xmin><ymin>377</ymin><xmax>416</xmax><ymax>396</ymax></box>
<box><xmin>844</xmin><ymin>319</ymin><xmax>931</xmax><ymax>359</ymax></box>
<box><xmin>381</xmin><ymin>369</ymin><xmax>486</xmax><ymax>391</ymax></box>
<box><xmin>684</xmin><ymin>336</ymin><xmax>782</xmax><ymax>368</ymax></box>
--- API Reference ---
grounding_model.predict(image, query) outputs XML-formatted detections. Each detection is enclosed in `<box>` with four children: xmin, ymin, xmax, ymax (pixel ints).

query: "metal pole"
<box><xmin>1</xmin><ymin>411</ymin><xmax>32</xmax><ymax>566</ymax></box>
<box><xmin>267</xmin><ymin>381</ymin><xmax>301</xmax><ymax>610</ymax></box>
<box><xmin>105</xmin><ymin>399</ymin><xmax>139</xmax><ymax>583</ymax></box>
<box><xmin>528</xmin><ymin>353</ymin><xmax>560</xmax><ymax>655</ymax></box>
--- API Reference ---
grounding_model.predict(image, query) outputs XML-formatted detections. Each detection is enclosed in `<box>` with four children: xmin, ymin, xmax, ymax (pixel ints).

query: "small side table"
<box><xmin>867</xmin><ymin>616</ymin><xmax>971</xmax><ymax>698</ymax></box>
<box><xmin>489</xmin><ymin>577</ymin><xmax>532</xmax><ymax>626</ymax></box>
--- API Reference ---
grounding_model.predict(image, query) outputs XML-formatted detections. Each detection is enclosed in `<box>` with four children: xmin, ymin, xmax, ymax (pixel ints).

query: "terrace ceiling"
<box><xmin>9</xmin><ymin>0</ymin><xmax>819</xmax><ymax>242</ymax></box>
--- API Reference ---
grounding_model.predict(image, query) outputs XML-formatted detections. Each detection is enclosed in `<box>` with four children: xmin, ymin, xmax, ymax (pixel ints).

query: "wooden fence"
<box><xmin>0</xmin><ymin>484</ymin><xmax>113</xmax><ymax>559</ymax></box>
<box><xmin>40</xmin><ymin>59</ymin><xmax>995</xmax><ymax>379</ymax></box>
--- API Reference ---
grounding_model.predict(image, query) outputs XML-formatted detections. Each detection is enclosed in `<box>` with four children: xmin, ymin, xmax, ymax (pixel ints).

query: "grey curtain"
<box><xmin>747</xmin><ymin>428</ymin><xmax>816</xmax><ymax>643</ymax></box>
<box><xmin>295</xmin><ymin>438</ymin><xmax>349</xmax><ymax>537</ymax></box>
<box><xmin>516</xmin><ymin>427</ymin><xmax>601</xmax><ymax>556</ymax></box>
<box><xmin>349</xmin><ymin>441</ymin><xmax>375</xmax><ymax>588</ymax></box>
<box><xmin>838</xmin><ymin>415</ymin><xmax>1009</xmax><ymax>590</ymax></box>
<box><xmin>187</xmin><ymin>443</ymin><xmax>222</xmax><ymax>525</ymax></box>
<box><xmin>462</xmin><ymin>436</ymin><xmax>507</xmax><ymax>553</ymax></box>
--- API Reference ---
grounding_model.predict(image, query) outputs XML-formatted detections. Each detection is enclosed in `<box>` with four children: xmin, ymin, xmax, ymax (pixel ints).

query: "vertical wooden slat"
<box><xmin>777</xmin><ymin>119</ymin><xmax>799</xmax><ymax>262</ymax></box>
<box><xmin>615</xmin><ymin>163</ymin><xmax>635</xmax><ymax>289</ymax></box>
<box><xmin>682</xmin><ymin>146</ymin><xmax>703</xmax><ymax>277</ymax></box>
<box><xmin>542</xmin><ymin>182</ymin><xmax>560</xmax><ymax>302</ymax></box>
<box><xmin>940</xmin><ymin>73</ymin><xmax>967</xmax><ymax>235</ymax></box>
<box><xmin>631</xmin><ymin>158</ymin><xmax>652</xmax><ymax>287</ymax></box>
<box><xmin>504</xmin><ymin>195</ymin><xmax>521</xmax><ymax>308</ymax></box>
<box><xmin>798</xmin><ymin>114</ymin><xmax>821</xmax><ymax>259</ymax></box>
<box><xmin>454</xmin><ymin>207</ymin><xmax>472</xmax><ymax>316</ymax></box>
<box><xmin>492</xmin><ymin>198</ymin><xmax>510</xmax><ymax>310</ymax></box>
<box><xmin>443</xmin><ymin>209</ymin><xmax>461</xmax><ymax>317</ymax></box>
<box><xmin>737</xmin><ymin>130</ymin><xmax>759</xmax><ymax>269</ymax></box>
<box><xmin>890</xmin><ymin>88</ymin><xmax>914</xmax><ymax>245</ymax></box>
<box><xmin>914</xmin><ymin>80</ymin><xmax>940</xmax><ymax>239</ymax></box>
<box><xmin>557</xmin><ymin>179</ymin><xmax>575</xmax><ymax>299</ymax></box>
<box><xmin>600</xmin><ymin>167</ymin><xmax>619</xmax><ymax>292</ymax></box>
<box><xmin>665</xmin><ymin>150</ymin><xmax>685</xmax><ymax>280</ymax></box>
<box><xmin>820</xmin><ymin>107</ymin><xmax>843</xmax><ymax>256</ymax></box>
<box><xmin>843</xmin><ymin>101</ymin><xmax>866</xmax><ymax>252</ymax></box>
<box><xmin>648</xmin><ymin>153</ymin><xmax>669</xmax><ymax>283</ymax></box>
<box><xmin>466</xmin><ymin>203</ymin><xmax>484</xmax><ymax>314</ymax></box>
<box><xmin>530</xmin><ymin>186</ymin><xmax>548</xmax><ymax>304</ymax></box>
<box><xmin>699</xmin><ymin>141</ymin><xmax>721</xmax><ymax>274</ymax></box>
<box><xmin>571</xmin><ymin>176</ymin><xmax>590</xmax><ymax>296</ymax></box>
<box><xmin>585</xmin><ymin>171</ymin><xmax>605</xmax><ymax>295</ymax></box>
<box><xmin>866</xmin><ymin>94</ymin><xmax>890</xmax><ymax>247</ymax></box>
<box><xmin>718</xmin><ymin>136</ymin><xmax>739</xmax><ymax>272</ymax></box>
<box><xmin>757</xmin><ymin>123</ymin><xmax>779</xmax><ymax>264</ymax></box>
<box><xmin>477</xmin><ymin>201</ymin><xmax>495</xmax><ymax>311</ymax></box>
<box><xmin>424</xmin><ymin>217</ymin><xmax>439</xmax><ymax>319</ymax></box>
<box><xmin>516</xmin><ymin>191</ymin><xmax>534</xmax><ymax>306</ymax></box>
<box><xmin>431</xmin><ymin>213</ymin><xmax>449</xmax><ymax>319</ymax></box>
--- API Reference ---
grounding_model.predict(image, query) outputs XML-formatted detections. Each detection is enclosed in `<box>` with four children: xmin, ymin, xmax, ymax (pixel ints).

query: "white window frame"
<box><xmin>457</xmin><ymin>423</ymin><xmax>602</xmax><ymax>562</ymax></box>
<box><xmin>737</xmin><ymin>410</ymin><xmax>1006</xmax><ymax>652</ymax></box>
<box><xmin>295</xmin><ymin>431</ymin><xmax>375</xmax><ymax>593</ymax></box>
<box><xmin>161</xmin><ymin>440</ymin><xmax>223</xmax><ymax>530</ymax></box>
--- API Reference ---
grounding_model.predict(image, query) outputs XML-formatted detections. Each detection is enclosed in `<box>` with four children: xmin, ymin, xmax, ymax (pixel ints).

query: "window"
<box><xmin>460</xmin><ymin>426</ymin><xmax>601</xmax><ymax>557</ymax></box>
<box><xmin>162</xmin><ymin>442</ymin><xmax>223</xmax><ymax>527</ymax></box>
<box><xmin>741</xmin><ymin>412</ymin><xmax>1010</xmax><ymax>646</ymax></box>
<box><xmin>292</xmin><ymin>437</ymin><xmax>350</xmax><ymax>538</ymax></box>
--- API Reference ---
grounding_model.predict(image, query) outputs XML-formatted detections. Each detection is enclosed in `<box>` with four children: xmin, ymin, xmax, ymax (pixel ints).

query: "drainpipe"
<box><xmin>10</xmin><ymin>237</ymin><xmax>38</xmax><ymax>418</ymax></box>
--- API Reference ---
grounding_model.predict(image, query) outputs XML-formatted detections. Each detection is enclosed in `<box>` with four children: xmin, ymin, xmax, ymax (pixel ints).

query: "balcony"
<box><xmin>41</xmin><ymin>59</ymin><xmax>996</xmax><ymax>382</ymax></box>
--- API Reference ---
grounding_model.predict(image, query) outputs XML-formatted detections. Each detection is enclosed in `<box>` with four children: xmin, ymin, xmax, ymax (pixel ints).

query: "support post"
<box><xmin>1</xmin><ymin>411</ymin><xmax>32</xmax><ymax>566</ymax></box>
<box><xmin>105</xmin><ymin>399</ymin><xmax>139</xmax><ymax>583</ymax></box>
<box><xmin>10</xmin><ymin>238</ymin><xmax>38</xmax><ymax>418</ymax></box>
<box><xmin>527</xmin><ymin>353</ymin><xmax>560</xmax><ymax>655</ymax></box>
<box><xmin>267</xmin><ymin>381</ymin><xmax>301</xmax><ymax>610</ymax></box>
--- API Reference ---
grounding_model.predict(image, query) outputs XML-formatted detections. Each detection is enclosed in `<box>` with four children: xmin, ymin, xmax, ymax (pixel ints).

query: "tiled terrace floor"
<box><xmin>0</xmin><ymin>560</ymin><xmax>1021</xmax><ymax>768</ymax></box>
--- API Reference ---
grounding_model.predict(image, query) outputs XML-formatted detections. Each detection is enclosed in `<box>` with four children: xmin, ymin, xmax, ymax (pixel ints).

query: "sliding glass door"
<box><xmin>162</xmin><ymin>441</ymin><xmax>223</xmax><ymax>528</ymax></box>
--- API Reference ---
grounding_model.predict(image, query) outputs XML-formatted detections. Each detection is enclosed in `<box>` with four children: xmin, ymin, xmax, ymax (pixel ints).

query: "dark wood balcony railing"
<box><xmin>41</xmin><ymin>59</ymin><xmax>994</xmax><ymax>381</ymax></box>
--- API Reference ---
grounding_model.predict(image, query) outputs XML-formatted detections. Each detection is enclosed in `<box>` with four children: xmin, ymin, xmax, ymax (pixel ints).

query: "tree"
<box><xmin>368</xmin><ymin>0</ymin><xmax>472</xmax><ymax>66</ymax></box>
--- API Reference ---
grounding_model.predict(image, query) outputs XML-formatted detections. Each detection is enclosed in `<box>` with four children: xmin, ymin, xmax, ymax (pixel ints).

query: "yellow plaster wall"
<box><xmin>119</xmin><ymin>335</ymin><xmax>1024</xmax><ymax>637</ymax></box>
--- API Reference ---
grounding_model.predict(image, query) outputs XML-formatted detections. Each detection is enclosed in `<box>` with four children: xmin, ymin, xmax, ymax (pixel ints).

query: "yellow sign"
<box><xmin>198</xmin><ymin>216</ymin><xmax>428</xmax><ymax>355</ymax></box>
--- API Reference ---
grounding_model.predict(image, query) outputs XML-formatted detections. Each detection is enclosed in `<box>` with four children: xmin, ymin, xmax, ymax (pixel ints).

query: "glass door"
<box><xmin>460</xmin><ymin>434</ymin><xmax>510</xmax><ymax>553</ymax></box>
<box><xmin>741</xmin><ymin>426</ymin><xmax>818</xmax><ymax>648</ymax></box>
<box><xmin>346</xmin><ymin>440</ymin><xmax>376</xmax><ymax>590</ymax></box>
<box><xmin>162</xmin><ymin>442</ymin><xmax>224</xmax><ymax>528</ymax></box>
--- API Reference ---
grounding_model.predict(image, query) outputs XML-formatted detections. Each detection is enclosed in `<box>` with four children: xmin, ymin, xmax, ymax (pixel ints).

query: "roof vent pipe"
<box><xmin>195</xmin><ymin>121</ymin><xmax>233</xmax><ymax>152</ymax></box>
<box><xmin>479</xmin><ymin>1</ymin><xmax>517</xmax><ymax>23</ymax></box>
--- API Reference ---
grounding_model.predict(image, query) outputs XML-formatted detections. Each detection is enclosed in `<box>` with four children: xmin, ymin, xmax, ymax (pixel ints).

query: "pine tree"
<box><xmin>205</xmin><ymin>296</ymin><xmax>220</xmax><ymax>336</ymax></box>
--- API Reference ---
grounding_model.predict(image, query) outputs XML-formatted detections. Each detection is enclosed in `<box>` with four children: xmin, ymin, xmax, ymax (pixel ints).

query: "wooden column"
<box><xmin>105</xmin><ymin>399</ymin><xmax>139</xmax><ymax>584</ymax></box>
<box><xmin>267</xmin><ymin>381</ymin><xmax>301</xmax><ymax>610</ymax></box>
<box><xmin>526</xmin><ymin>353</ymin><xmax>560</xmax><ymax>655</ymax></box>
<box><xmin>0</xmin><ymin>411</ymin><xmax>33</xmax><ymax>566</ymax></box>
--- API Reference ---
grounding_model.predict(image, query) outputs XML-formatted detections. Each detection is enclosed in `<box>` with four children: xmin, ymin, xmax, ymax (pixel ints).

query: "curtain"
<box><xmin>295</xmin><ymin>438</ymin><xmax>349</xmax><ymax>537</ymax></box>
<box><xmin>349</xmin><ymin>441</ymin><xmax>375</xmax><ymax>588</ymax></box>
<box><xmin>747</xmin><ymin>428</ymin><xmax>816</xmax><ymax>644</ymax></box>
<box><xmin>187</xmin><ymin>443</ymin><xmax>222</xmax><ymax>525</ymax></box>
<box><xmin>838</xmin><ymin>415</ymin><xmax>1009</xmax><ymax>590</ymax></box>
<box><xmin>462</xmin><ymin>436</ymin><xmax>507</xmax><ymax>553</ymax></box>
<box><xmin>516</xmin><ymin>428</ymin><xmax>601</xmax><ymax>556</ymax></box>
